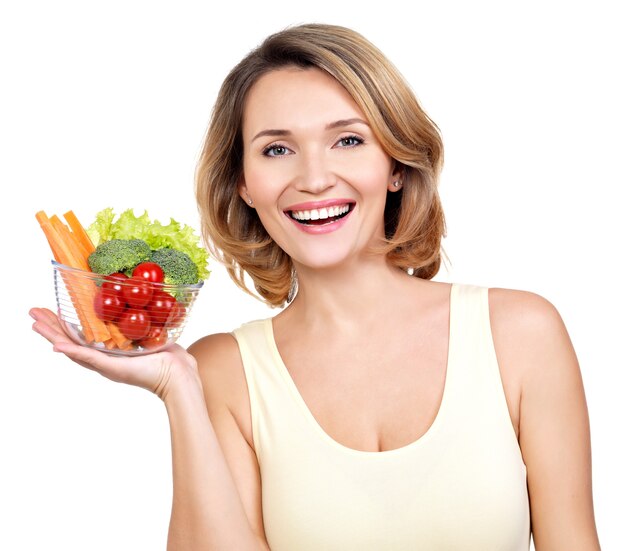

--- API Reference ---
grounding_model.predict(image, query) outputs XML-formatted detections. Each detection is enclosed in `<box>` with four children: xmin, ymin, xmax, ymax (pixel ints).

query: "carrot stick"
<box><xmin>36</xmin><ymin>211</ymin><xmax>111</xmax><ymax>344</ymax></box>
<box><xmin>64</xmin><ymin>270</ymin><xmax>110</xmax><ymax>343</ymax></box>
<box><xmin>50</xmin><ymin>215</ymin><xmax>90</xmax><ymax>270</ymax></box>
<box><xmin>106</xmin><ymin>323</ymin><xmax>133</xmax><ymax>350</ymax></box>
<box><xmin>36</xmin><ymin>211</ymin><xmax>63</xmax><ymax>264</ymax></box>
<box><xmin>46</xmin><ymin>215</ymin><xmax>109</xmax><ymax>341</ymax></box>
<box><xmin>63</xmin><ymin>210</ymin><xmax>95</xmax><ymax>257</ymax></box>
<box><xmin>37</xmin><ymin>212</ymin><xmax>94</xmax><ymax>340</ymax></box>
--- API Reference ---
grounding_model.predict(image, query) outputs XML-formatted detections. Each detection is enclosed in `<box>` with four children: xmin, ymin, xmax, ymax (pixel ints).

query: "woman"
<box><xmin>30</xmin><ymin>24</ymin><xmax>600</xmax><ymax>550</ymax></box>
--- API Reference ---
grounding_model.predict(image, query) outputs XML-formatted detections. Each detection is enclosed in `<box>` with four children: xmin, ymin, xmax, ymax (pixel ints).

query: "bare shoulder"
<box><xmin>488</xmin><ymin>289</ymin><xmax>599</xmax><ymax>546</ymax></box>
<box><xmin>488</xmin><ymin>287</ymin><xmax>577</xmax><ymax>378</ymax></box>
<box><xmin>486</xmin><ymin>287</ymin><xmax>580</xmax><ymax>439</ymax></box>
<box><xmin>188</xmin><ymin>332</ymin><xmax>242</xmax><ymax>376</ymax></box>
<box><xmin>187</xmin><ymin>333</ymin><xmax>253</xmax><ymax>445</ymax></box>
<box><xmin>488</xmin><ymin>287</ymin><xmax>564</xmax><ymax>333</ymax></box>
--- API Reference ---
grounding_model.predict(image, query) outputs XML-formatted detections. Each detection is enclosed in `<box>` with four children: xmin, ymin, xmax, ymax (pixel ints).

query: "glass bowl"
<box><xmin>52</xmin><ymin>260</ymin><xmax>203</xmax><ymax>356</ymax></box>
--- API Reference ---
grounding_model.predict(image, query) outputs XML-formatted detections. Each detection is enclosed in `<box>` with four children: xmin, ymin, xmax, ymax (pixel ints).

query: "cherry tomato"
<box><xmin>147</xmin><ymin>290</ymin><xmax>176</xmax><ymax>326</ymax></box>
<box><xmin>93</xmin><ymin>288</ymin><xmax>125</xmax><ymax>322</ymax></box>
<box><xmin>117</xmin><ymin>308</ymin><xmax>152</xmax><ymax>341</ymax></box>
<box><xmin>140</xmin><ymin>326</ymin><xmax>168</xmax><ymax>349</ymax></box>
<box><xmin>167</xmin><ymin>301</ymin><xmax>186</xmax><ymax>328</ymax></box>
<box><xmin>132</xmin><ymin>262</ymin><xmax>164</xmax><ymax>284</ymax></box>
<box><xmin>122</xmin><ymin>276</ymin><xmax>154</xmax><ymax>308</ymax></box>
<box><xmin>101</xmin><ymin>272</ymin><xmax>129</xmax><ymax>300</ymax></box>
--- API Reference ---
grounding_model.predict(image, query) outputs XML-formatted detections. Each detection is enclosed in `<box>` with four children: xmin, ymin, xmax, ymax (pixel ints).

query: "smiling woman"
<box><xmin>30</xmin><ymin>22</ymin><xmax>600</xmax><ymax>551</ymax></box>
<box><xmin>196</xmin><ymin>25</ymin><xmax>444</xmax><ymax>306</ymax></box>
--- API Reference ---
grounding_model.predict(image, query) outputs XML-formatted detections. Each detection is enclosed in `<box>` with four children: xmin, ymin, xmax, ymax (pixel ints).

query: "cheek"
<box><xmin>350</xmin><ymin>159</ymin><xmax>394</xmax><ymax>196</ymax></box>
<box><xmin>242</xmin><ymin>164</ymin><xmax>287</xmax><ymax>230</ymax></box>
<box><xmin>242</xmin><ymin>161</ymin><xmax>287</xmax><ymax>201</ymax></box>
<box><xmin>349</xmin><ymin>148</ymin><xmax>394</xmax><ymax>179</ymax></box>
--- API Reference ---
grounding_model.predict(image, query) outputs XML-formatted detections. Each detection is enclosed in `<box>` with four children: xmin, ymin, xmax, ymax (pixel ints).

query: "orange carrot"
<box><xmin>35</xmin><ymin>213</ymin><xmax>65</xmax><ymax>263</ymax></box>
<box><xmin>37</xmin><ymin>211</ymin><xmax>93</xmax><ymax>340</ymax></box>
<box><xmin>66</xmin><ymin>272</ymin><xmax>110</xmax><ymax>343</ymax></box>
<box><xmin>63</xmin><ymin>210</ymin><xmax>95</xmax><ymax>257</ymax></box>
<box><xmin>36</xmin><ymin>210</ymin><xmax>111</xmax><ymax>344</ymax></box>
<box><xmin>47</xmin><ymin>214</ymin><xmax>110</xmax><ymax>341</ymax></box>
<box><xmin>49</xmin><ymin>215</ymin><xmax>90</xmax><ymax>270</ymax></box>
<box><xmin>106</xmin><ymin>323</ymin><xmax>133</xmax><ymax>350</ymax></box>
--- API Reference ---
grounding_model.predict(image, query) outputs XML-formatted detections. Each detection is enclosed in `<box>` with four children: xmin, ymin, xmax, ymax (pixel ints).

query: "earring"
<box><xmin>247</xmin><ymin>198</ymin><xmax>253</xmax><ymax>205</ymax></box>
<box><xmin>393</xmin><ymin>181</ymin><xmax>401</xmax><ymax>188</ymax></box>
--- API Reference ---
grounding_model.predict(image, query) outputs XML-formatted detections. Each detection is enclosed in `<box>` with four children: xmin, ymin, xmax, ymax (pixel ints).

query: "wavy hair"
<box><xmin>196</xmin><ymin>23</ymin><xmax>445</xmax><ymax>307</ymax></box>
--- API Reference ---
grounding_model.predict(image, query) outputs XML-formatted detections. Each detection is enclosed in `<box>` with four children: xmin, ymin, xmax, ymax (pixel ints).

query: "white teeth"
<box><xmin>290</xmin><ymin>204</ymin><xmax>350</xmax><ymax>221</ymax></box>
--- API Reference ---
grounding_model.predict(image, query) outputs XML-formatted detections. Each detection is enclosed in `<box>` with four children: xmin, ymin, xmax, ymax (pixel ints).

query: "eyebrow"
<box><xmin>251</xmin><ymin>118</ymin><xmax>369</xmax><ymax>143</ymax></box>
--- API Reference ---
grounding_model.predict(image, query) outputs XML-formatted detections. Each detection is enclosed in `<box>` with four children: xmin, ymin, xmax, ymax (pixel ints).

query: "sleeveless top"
<box><xmin>232</xmin><ymin>284</ymin><xmax>530</xmax><ymax>550</ymax></box>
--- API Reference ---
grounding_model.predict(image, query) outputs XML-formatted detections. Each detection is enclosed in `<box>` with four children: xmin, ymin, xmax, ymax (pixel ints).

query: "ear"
<box><xmin>238</xmin><ymin>179</ymin><xmax>254</xmax><ymax>207</ymax></box>
<box><xmin>387</xmin><ymin>163</ymin><xmax>405</xmax><ymax>192</ymax></box>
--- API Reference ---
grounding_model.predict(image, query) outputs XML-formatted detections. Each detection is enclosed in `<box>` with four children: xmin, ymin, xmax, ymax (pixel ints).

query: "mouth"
<box><xmin>286</xmin><ymin>203</ymin><xmax>355</xmax><ymax>226</ymax></box>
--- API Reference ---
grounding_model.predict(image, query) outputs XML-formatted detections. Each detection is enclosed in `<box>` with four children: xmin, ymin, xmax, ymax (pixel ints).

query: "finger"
<box><xmin>30</xmin><ymin>307</ymin><xmax>80</xmax><ymax>346</ymax></box>
<box><xmin>29</xmin><ymin>307</ymin><xmax>64</xmax><ymax>330</ymax></box>
<box><xmin>32</xmin><ymin>317</ymin><xmax>73</xmax><ymax>345</ymax></box>
<box><xmin>52</xmin><ymin>339</ymin><xmax>142</xmax><ymax>381</ymax></box>
<box><xmin>38</xmin><ymin>308</ymin><xmax>63</xmax><ymax>326</ymax></box>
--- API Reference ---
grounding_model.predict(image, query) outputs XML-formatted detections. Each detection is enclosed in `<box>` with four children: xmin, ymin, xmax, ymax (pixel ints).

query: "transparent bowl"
<box><xmin>52</xmin><ymin>260</ymin><xmax>203</xmax><ymax>356</ymax></box>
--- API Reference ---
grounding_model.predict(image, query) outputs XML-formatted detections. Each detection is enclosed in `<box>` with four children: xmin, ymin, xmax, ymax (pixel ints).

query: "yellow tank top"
<box><xmin>232</xmin><ymin>284</ymin><xmax>530</xmax><ymax>550</ymax></box>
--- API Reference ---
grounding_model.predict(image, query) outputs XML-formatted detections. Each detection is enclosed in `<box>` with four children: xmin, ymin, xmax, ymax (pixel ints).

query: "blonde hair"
<box><xmin>196</xmin><ymin>23</ymin><xmax>445</xmax><ymax>307</ymax></box>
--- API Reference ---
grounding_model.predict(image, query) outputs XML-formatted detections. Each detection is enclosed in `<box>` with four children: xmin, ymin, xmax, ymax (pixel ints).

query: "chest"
<box><xmin>276</xmin><ymin>321</ymin><xmax>450</xmax><ymax>453</ymax></box>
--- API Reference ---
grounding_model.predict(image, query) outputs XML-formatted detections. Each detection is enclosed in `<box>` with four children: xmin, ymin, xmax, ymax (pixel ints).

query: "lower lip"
<box><xmin>286</xmin><ymin>209</ymin><xmax>353</xmax><ymax>234</ymax></box>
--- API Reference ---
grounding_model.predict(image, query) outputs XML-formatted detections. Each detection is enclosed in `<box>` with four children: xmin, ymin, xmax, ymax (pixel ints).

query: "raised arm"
<box><xmin>30</xmin><ymin>308</ymin><xmax>268</xmax><ymax>550</ymax></box>
<box><xmin>489</xmin><ymin>290</ymin><xmax>601</xmax><ymax>550</ymax></box>
<box><xmin>167</xmin><ymin>333</ymin><xmax>268</xmax><ymax>550</ymax></box>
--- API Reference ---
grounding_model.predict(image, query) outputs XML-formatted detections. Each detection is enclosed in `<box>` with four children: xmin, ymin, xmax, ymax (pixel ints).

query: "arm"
<box><xmin>30</xmin><ymin>308</ymin><xmax>268</xmax><ymax>550</ymax></box>
<box><xmin>166</xmin><ymin>333</ymin><xmax>268</xmax><ymax>550</ymax></box>
<box><xmin>489</xmin><ymin>290</ymin><xmax>600</xmax><ymax>550</ymax></box>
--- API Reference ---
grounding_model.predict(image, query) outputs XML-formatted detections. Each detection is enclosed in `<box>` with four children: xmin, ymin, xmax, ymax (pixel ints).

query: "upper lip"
<box><xmin>284</xmin><ymin>198</ymin><xmax>355</xmax><ymax>212</ymax></box>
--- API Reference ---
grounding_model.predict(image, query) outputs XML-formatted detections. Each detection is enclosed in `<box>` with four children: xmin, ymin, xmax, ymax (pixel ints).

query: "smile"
<box><xmin>289</xmin><ymin>204</ymin><xmax>352</xmax><ymax>225</ymax></box>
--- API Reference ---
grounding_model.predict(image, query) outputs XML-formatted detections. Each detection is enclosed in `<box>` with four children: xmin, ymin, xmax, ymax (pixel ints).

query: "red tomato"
<box><xmin>167</xmin><ymin>301</ymin><xmax>186</xmax><ymax>328</ymax></box>
<box><xmin>117</xmin><ymin>308</ymin><xmax>152</xmax><ymax>341</ymax></box>
<box><xmin>122</xmin><ymin>276</ymin><xmax>154</xmax><ymax>308</ymax></box>
<box><xmin>93</xmin><ymin>288</ymin><xmax>125</xmax><ymax>322</ymax></box>
<box><xmin>132</xmin><ymin>262</ymin><xmax>164</xmax><ymax>284</ymax></box>
<box><xmin>147</xmin><ymin>290</ymin><xmax>176</xmax><ymax>326</ymax></box>
<box><xmin>140</xmin><ymin>326</ymin><xmax>168</xmax><ymax>349</ymax></box>
<box><xmin>102</xmin><ymin>273</ymin><xmax>128</xmax><ymax>299</ymax></box>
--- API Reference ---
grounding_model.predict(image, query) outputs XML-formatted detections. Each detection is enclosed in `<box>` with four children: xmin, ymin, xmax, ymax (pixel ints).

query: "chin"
<box><xmin>289</xmin><ymin>246</ymin><xmax>370</xmax><ymax>273</ymax></box>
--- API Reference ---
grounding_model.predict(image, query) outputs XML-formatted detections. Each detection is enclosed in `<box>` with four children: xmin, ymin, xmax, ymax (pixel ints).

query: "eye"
<box><xmin>336</xmin><ymin>135</ymin><xmax>364</xmax><ymax>148</ymax></box>
<box><xmin>262</xmin><ymin>143</ymin><xmax>291</xmax><ymax>157</ymax></box>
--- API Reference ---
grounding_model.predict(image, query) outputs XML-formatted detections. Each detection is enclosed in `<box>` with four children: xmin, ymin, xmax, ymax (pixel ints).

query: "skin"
<box><xmin>30</xmin><ymin>67</ymin><xmax>600</xmax><ymax>549</ymax></box>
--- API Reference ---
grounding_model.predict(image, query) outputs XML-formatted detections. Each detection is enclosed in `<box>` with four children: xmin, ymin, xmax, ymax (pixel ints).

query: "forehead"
<box><xmin>242</xmin><ymin>67</ymin><xmax>366</xmax><ymax>135</ymax></box>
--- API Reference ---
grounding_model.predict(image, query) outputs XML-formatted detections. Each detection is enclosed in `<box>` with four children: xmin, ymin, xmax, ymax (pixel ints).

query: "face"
<box><xmin>239</xmin><ymin>67</ymin><xmax>401</xmax><ymax>272</ymax></box>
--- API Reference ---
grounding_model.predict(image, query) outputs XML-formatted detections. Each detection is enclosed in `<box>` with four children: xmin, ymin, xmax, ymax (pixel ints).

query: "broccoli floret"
<box><xmin>88</xmin><ymin>239</ymin><xmax>152</xmax><ymax>275</ymax></box>
<box><xmin>151</xmin><ymin>248</ymin><xmax>199</xmax><ymax>285</ymax></box>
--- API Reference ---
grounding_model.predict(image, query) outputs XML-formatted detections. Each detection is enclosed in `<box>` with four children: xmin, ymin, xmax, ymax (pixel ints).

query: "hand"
<box><xmin>29</xmin><ymin>307</ymin><xmax>199</xmax><ymax>400</ymax></box>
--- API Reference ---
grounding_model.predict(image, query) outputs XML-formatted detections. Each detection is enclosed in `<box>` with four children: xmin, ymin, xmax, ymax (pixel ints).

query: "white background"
<box><xmin>1</xmin><ymin>1</ymin><xmax>624</xmax><ymax>549</ymax></box>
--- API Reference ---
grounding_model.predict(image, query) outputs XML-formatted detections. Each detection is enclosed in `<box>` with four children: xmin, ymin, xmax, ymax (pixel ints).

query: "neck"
<box><xmin>285</xmin><ymin>254</ymin><xmax>418</xmax><ymax>332</ymax></box>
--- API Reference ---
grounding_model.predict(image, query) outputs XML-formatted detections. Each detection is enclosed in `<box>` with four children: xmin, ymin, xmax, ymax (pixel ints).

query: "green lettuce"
<box><xmin>87</xmin><ymin>208</ymin><xmax>209</xmax><ymax>281</ymax></box>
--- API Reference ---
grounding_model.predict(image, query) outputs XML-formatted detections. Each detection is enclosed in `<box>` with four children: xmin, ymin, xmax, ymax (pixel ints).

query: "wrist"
<box><xmin>161</xmin><ymin>359</ymin><xmax>204</xmax><ymax>407</ymax></box>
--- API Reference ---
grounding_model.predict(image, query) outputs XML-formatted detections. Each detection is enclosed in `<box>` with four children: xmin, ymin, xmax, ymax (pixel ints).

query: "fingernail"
<box><xmin>29</xmin><ymin>310</ymin><xmax>37</xmax><ymax>320</ymax></box>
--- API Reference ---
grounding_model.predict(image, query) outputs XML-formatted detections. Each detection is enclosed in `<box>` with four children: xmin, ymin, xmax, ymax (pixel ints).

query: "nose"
<box><xmin>293</xmin><ymin>148</ymin><xmax>336</xmax><ymax>195</ymax></box>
